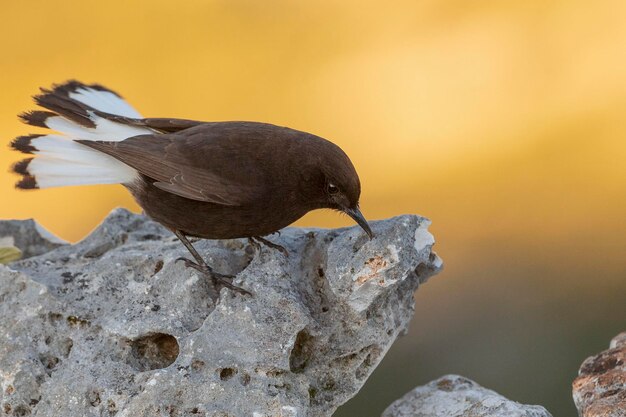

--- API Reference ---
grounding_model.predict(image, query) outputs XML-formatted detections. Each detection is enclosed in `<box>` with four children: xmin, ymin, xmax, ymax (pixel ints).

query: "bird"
<box><xmin>9</xmin><ymin>81</ymin><xmax>373</xmax><ymax>296</ymax></box>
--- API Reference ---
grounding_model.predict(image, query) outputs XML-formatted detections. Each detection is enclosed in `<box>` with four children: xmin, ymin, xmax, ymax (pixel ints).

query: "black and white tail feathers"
<box><xmin>10</xmin><ymin>81</ymin><xmax>154</xmax><ymax>189</ymax></box>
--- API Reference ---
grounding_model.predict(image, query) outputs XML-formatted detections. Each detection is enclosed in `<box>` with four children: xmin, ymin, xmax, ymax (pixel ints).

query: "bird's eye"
<box><xmin>327</xmin><ymin>183</ymin><xmax>339</xmax><ymax>194</ymax></box>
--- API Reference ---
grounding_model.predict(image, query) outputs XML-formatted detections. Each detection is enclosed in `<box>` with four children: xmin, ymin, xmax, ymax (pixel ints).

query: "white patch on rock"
<box><xmin>386</xmin><ymin>244</ymin><xmax>400</xmax><ymax>263</ymax></box>
<box><xmin>281</xmin><ymin>406</ymin><xmax>298</xmax><ymax>416</ymax></box>
<box><xmin>84</xmin><ymin>274</ymin><xmax>104</xmax><ymax>294</ymax></box>
<box><xmin>185</xmin><ymin>274</ymin><xmax>199</xmax><ymax>286</ymax></box>
<box><xmin>127</xmin><ymin>280</ymin><xmax>149</xmax><ymax>294</ymax></box>
<box><xmin>432</xmin><ymin>253</ymin><xmax>443</xmax><ymax>269</ymax></box>
<box><xmin>414</xmin><ymin>220</ymin><xmax>435</xmax><ymax>253</ymax></box>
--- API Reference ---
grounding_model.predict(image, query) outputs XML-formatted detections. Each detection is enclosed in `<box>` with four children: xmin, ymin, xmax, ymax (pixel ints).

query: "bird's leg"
<box><xmin>251</xmin><ymin>236</ymin><xmax>289</xmax><ymax>257</ymax></box>
<box><xmin>174</xmin><ymin>230</ymin><xmax>251</xmax><ymax>296</ymax></box>
<box><xmin>247</xmin><ymin>237</ymin><xmax>261</xmax><ymax>253</ymax></box>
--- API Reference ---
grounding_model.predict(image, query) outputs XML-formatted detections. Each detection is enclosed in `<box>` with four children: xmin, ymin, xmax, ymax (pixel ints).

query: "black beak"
<box><xmin>345</xmin><ymin>207</ymin><xmax>374</xmax><ymax>239</ymax></box>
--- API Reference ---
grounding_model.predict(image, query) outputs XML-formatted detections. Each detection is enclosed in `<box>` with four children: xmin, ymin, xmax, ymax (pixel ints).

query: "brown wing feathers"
<box><xmin>99</xmin><ymin>116</ymin><xmax>205</xmax><ymax>133</ymax></box>
<box><xmin>76</xmin><ymin>137</ymin><xmax>254</xmax><ymax>206</ymax></box>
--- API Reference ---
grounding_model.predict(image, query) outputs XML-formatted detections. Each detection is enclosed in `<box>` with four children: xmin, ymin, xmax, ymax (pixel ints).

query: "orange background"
<box><xmin>1</xmin><ymin>1</ymin><xmax>625</xmax><ymax>416</ymax></box>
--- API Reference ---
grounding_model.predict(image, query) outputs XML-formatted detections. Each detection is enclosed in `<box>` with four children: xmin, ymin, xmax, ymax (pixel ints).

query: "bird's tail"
<box><xmin>9</xmin><ymin>81</ymin><xmax>153</xmax><ymax>189</ymax></box>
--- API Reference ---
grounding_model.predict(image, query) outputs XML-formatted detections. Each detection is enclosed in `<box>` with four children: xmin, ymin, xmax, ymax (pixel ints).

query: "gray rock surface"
<box><xmin>381</xmin><ymin>375</ymin><xmax>552</xmax><ymax>417</ymax></box>
<box><xmin>572</xmin><ymin>332</ymin><xmax>626</xmax><ymax>417</ymax></box>
<box><xmin>0</xmin><ymin>218</ymin><xmax>66</xmax><ymax>260</ymax></box>
<box><xmin>0</xmin><ymin>208</ymin><xmax>442</xmax><ymax>417</ymax></box>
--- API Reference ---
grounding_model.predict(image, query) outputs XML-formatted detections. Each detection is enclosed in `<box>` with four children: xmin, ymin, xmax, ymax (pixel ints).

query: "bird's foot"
<box><xmin>175</xmin><ymin>257</ymin><xmax>252</xmax><ymax>296</ymax></box>
<box><xmin>250</xmin><ymin>236</ymin><xmax>289</xmax><ymax>257</ymax></box>
<box><xmin>247</xmin><ymin>238</ymin><xmax>261</xmax><ymax>253</ymax></box>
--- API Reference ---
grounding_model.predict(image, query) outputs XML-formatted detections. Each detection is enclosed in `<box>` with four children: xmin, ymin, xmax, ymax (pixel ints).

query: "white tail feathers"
<box><xmin>20</xmin><ymin>135</ymin><xmax>138</xmax><ymax>188</ymax></box>
<box><xmin>11</xmin><ymin>81</ymin><xmax>154</xmax><ymax>189</ymax></box>
<box><xmin>45</xmin><ymin>114</ymin><xmax>151</xmax><ymax>141</ymax></box>
<box><xmin>68</xmin><ymin>86</ymin><xmax>143</xmax><ymax>118</ymax></box>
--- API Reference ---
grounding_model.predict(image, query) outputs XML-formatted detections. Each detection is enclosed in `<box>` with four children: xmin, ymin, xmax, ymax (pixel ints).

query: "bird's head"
<box><xmin>307</xmin><ymin>137</ymin><xmax>373</xmax><ymax>239</ymax></box>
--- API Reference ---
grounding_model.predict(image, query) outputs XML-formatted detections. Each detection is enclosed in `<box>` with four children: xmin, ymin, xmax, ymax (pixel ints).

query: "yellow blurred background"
<box><xmin>1</xmin><ymin>1</ymin><xmax>624</xmax><ymax>415</ymax></box>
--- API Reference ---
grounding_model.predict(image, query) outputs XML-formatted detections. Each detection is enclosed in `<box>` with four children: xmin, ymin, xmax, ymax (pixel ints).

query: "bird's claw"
<box><xmin>250</xmin><ymin>236</ymin><xmax>289</xmax><ymax>257</ymax></box>
<box><xmin>176</xmin><ymin>257</ymin><xmax>251</xmax><ymax>296</ymax></box>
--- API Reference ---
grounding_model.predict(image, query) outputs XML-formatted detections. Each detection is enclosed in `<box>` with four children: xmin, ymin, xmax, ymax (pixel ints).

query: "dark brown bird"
<box><xmin>9</xmin><ymin>81</ymin><xmax>372</xmax><ymax>295</ymax></box>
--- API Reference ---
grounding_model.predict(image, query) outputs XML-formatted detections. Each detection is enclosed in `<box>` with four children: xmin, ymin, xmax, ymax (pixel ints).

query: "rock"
<box><xmin>0</xmin><ymin>208</ymin><xmax>442</xmax><ymax>417</ymax></box>
<box><xmin>573</xmin><ymin>332</ymin><xmax>626</xmax><ymax>417</ymax></box>
<box><xmin>381</xmin><ymin>375</ymin><xmax>553</xmax><ymax>417</ymax></box>
<box><xmin>0</xmin><ymin>218</ymin><xmax>67</xmax><ymax>259</ymax></box>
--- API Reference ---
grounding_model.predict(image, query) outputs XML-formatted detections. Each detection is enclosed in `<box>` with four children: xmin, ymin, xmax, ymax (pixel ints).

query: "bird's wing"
<box><xmin>93</xmin><ymin>116</ymin><xmax>208</xmax><ymax>133</ymax></box>
<box><xmin>77</xmin><ymin>130</ymin><xmax>263</xmax><ymax>206</ymax></box>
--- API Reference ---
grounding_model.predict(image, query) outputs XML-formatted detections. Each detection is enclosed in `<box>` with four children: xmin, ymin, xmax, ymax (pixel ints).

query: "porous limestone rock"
<box><xmin>573</xmin><ymin>332</ymin><xmax>626</xmax><ymax>417</ymax></box>
<box><xmin>0</xmin><ymin>218</ymin><xmax>66</xmax><ymax>260</ymax></box>
<box><xmin>0</xmin><ymin>208</ymin><xmax>442</xmax><ymax>417</ymax></box>
<box><xmin>381</xmin><ymin>375</ymin><xmax>553</xmax><ymax>417</ymax></box>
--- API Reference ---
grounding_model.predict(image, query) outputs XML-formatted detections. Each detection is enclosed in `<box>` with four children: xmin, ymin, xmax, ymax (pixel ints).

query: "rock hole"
<box><xmin>39</xmin><ymin>353</ymin><xmax>59</xmax><ymax>373</ymax></box>
<box><xmin>61</xmin><ymin>271</ymin><xmax>75</xmax><ymax>284</ymax></box>
<box><xmin>436</xmin><ymin>378</ymin><xmax>454</xmax><ymax>391</ymax></box>
<box><xmin>48</xmin><ymin>312</ymin><xmax>63</xmax><ymax>322</ymax></box>
<box><xmin>219</xmin><ymin>367</ymin><xmax>236</xmax><ymax>381</ymax></box>
<box><xmin>289</xmin><ymin>329</ymin><xmax>314</xmax><ymax>373</ymax></box>
<box><xmin>129</xmin><ymin>333</ymin><xmax>179</xmax><ymax>371</ymax></box>
<box><xmin>107</xmin><ymin>399</ymin><xmax>117</xmax><ymax>415</ymax></box>
<box><xmin>266</xmin><ymin>368</ymin><xmax>285</xmax><ymax>377</ymax></box>
<box><xmin>66</xmin><ymin>315</ymin><xmax>90</xmax><ymax>327</ymax></box>
<box><xmin>61</xmin><ymin>337</ymin><xmax>73</xmax><ymax>357</ymax></box>
<box><xmin>153</xmin><ymin>259</ymin><xmax>164</xmax><ymax>275</ymax></box>
<box><xmin>334</xmin><ymin>352</ymin><xmax>358</xmax><ymax>366</ymax></box>
<box><xmin>87</xmin><ymin>390</ymin><xmax>101</xmax><ymax>407</ymax></box>
<box><xmin>12</xmin><ymin>404</ymin><xmax>30</xmax><ymax>416</ymax></box>
<box><xmin>355</xmin><ymin>346</ymin><xmax>381</xmax><ymax>380</ymax></box>
<box><xmin>191</xmin><ymin>359</ymin><xmax>205</xmax><ymax>371</ymax></box>
<box><xmin>322</xmin><ymin>378</ymin><xmax>336</xmax><ymax>391</ymax></box>
<box><xmin>240</xmin><ymin>372</ymin><xmax>251</xmax><ymax>386</ymax></box>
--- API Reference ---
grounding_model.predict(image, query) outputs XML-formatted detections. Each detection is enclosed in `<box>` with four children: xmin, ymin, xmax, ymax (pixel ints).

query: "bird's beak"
<box><xmin>345</xmin><ymin>207</ymin><xmax>374</xmax><ymax>239</ymax></box>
